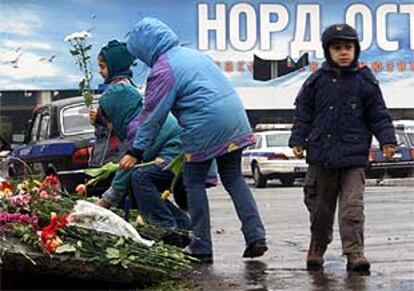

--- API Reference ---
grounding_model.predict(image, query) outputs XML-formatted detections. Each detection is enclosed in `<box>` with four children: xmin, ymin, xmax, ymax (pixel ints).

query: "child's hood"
<box><xmin>126</xmin><ymin>17</ymin><xmax>179</xmax><ymax>68</ymax></box>
<box><xmin>99</xmin><ymin>40</ymin><xmax>135</xmax><ymax>81</ymax></box>
<box><xmin>99</xmin><ymin>83</ymin><xmax>142</xmax><ymax>140</ymax></box>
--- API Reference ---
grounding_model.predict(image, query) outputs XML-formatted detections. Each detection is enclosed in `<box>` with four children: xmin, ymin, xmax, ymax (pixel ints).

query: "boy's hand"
<box><xmin>382</xmin><ymin>144</ymin><xmax>397</xmax><ymax>160</ymax></box>
<box><xmin>292</xmin><ymin>146</ymin><xmax>305</xmax><ymax>158</ymax></box>
<box><xmin>96</xmin><ymin>198</ymin><xmax>110</xmax><ymax>208</ymax></box>
<box><xmin>89</xmin><ymin>108</ymin><xmax>98</xmax><ymax>125</ymax></box>
<box><xmin>119</xmin><ymin>154</ymin><xmax>138</xmax><ymax>169</ymax></box>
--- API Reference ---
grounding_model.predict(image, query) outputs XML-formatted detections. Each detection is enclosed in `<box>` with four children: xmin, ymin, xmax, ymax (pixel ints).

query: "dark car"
<box><xmin>366</xmin><ymin>130</ymin><xmax>414</xmax><ymax>178</ymax></box>
<box><xmin>8</xmin><ymin>96</ymin><xmax>119</xmax><ymax>194</ymax></box>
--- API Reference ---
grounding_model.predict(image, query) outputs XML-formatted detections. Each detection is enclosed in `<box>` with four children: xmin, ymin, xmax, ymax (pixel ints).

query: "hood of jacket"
<box><xmin>99</xmin><ymin>83</ymin><xmax>142</xmax><ymax>140</ymax></box>
<box><xmin>126</xmin><ymin>17</ymin><xmax>179</xmax><ymax>68</ymax></box>
<box><xmin>99</xmin><ymin>40</ymin><xmax>135</xmax><ymax>83</ymax></box>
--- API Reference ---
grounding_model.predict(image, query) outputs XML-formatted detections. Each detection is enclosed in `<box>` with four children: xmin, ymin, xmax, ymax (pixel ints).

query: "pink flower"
<box><xmin>39</xmin><ymin>190</ymin><xmax>49</xmax><ymax>199</ymax></box>
<box><xmin>8</xmin><ymin>194</ymin><xmax>32</xmax><ymax>210</ymax></box>
<box><xmin>0</xmin><ymin>213</ymin><xmax>39</xmax><ymax>231</ymax></box>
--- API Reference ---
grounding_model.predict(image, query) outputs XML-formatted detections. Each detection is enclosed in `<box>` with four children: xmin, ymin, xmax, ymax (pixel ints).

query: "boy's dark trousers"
<box><xmin>304</xmin><ymin>165</ymin><xmax>365</xmax><ymax>255</ymax></box>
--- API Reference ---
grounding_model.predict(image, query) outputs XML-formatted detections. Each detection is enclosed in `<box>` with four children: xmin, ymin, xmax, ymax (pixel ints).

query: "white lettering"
<box><xmin>346</xmin><ymin>4</ymin><xmax>373</xmax><ymax>51</ymax></box>
<box><xmin>198</xmin><ymin>3</ymin><xmax>226</xmax><ymax>50</ymax></box>
<box><xmin>229</xmin><ymin>3</ymin><xmax>257</xmax><ymax>51</ymax></box>
<box><xmin>377</xmin><ymin>4</ymin><xmax>399</xmax><ymax>51</ymax></box>
<box><xmin>290</xmin><ymin>4</ymin><xmax>323</xmax><ymax>59</ymax></box>
<box><xmin>400</xmin><ymin>4</ymin><xmax>414</xmax><ymax>49</ymax></box>
<box><xmin>259</xmin><ymin>4</ymin><xmax>289</xmax><ymax>50</ymax></box>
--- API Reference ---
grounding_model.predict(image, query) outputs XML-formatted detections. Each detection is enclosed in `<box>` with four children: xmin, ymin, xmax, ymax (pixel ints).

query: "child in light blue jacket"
<box><xmin>121</xmin><ymin>17</ymin><xmax>267</xmax><ymax>263</ymax></box>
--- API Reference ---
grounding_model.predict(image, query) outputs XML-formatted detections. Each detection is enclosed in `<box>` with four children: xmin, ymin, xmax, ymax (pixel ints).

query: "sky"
<box><xmin>0</xmin><ymin>0</ymin><xmax>413</xmax><ymax>98</ymax></box>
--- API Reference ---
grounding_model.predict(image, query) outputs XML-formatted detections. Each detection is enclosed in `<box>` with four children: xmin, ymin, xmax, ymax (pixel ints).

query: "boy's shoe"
<box><xmin>162</xmin><ymin>232</ymin><xmax>191</xmax><ymax>248</ymax></box>
<box><xmin>183</xmin><ymin>249</ymin><xmax>213</xmax><ymax>264</ymax></box>
<box><xmin>242</xmin><ymin>239</ymin><xmax>268</xmax><ymax>258</ymax></box>
<box><xmin>346</xmin><ymin>253</ymin><xmax>370</xmax><ymax>273</ymax></box>
<box><xmin>306</xmin><ymin>241</ymin><xmax>327</xmax><ymax>270</ymax></box>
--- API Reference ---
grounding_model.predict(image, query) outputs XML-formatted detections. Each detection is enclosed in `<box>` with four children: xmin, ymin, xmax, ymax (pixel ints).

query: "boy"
<box><xmin>289</xmin><ymin>24</ymin><xmax>397</xmax><ymax>273</ymax></box>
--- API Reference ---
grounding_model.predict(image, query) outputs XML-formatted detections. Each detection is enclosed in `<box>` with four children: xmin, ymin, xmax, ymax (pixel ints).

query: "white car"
<box><xmin>242</xmin><ymin>130</ymin><xmax>308</xmax><ymax>187</ymax></box>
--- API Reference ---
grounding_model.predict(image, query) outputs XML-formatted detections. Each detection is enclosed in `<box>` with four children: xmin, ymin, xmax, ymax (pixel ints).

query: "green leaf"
<box><xmin>106</xmin><ymin>247</ymin><xmax>120</xmax><ymax>259</ymax></box>
<box><xmin>83</xmin><ymin>90</ymin><xmax>94</xmax><ymax>108</ymax></box>
<box><xmin>70</xmin><ymin>49</ymin><xmax>80</xmax><ymax>56</ymax></box>
<box><xmin>115</xmin><ymin>237</ymin><xmax>125</xmax><ymax>247</ymax></box>
<box><xmin>55</xmin><ymin>244</ymin><xmax>77</xmax><ymax>254</ymax></box>
<box><xmin>79</xmin><ymin>78</ymin><xmax>85</xmax><ymax>90</ymax></box>
<box><xmin>85</xmin><ymin>162</ymin><xmax>119</xmax><ymax>177</ymax></box>
<box><xmin>163</xmin><ymin>153</ymin><xmax>184</xmax><ymax>191</ymax></box>
<box><xmin>84</xmin><ymin>45</ymin><xmax>92</xmax><ymax>51</ymax></box>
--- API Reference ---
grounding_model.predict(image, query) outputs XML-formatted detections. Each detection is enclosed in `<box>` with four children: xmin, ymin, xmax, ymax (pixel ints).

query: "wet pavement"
<box><xmin>187</xmin><ymin>181</ymin><xmax>414</xmax><ymax>290</ymax></box>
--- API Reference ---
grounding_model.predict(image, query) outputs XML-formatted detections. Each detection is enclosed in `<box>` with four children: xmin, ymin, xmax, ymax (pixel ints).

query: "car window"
<box><xmin>396</xmin><ymin>132</ymin><xmax>409</xmax><ymax>147</ymax></box>
<box><xmin>29</xmin><ymin>113</ymin><xmax>42</xmax><ymax>143</ymax></box>
<box><xmin>407</xmin><ymin>133</ymin><xmax>414</xmax><ymax>146</ymax></box>
<box><xmin>38</xmin><ymin>114</ymin><xmax>50</xmax><ymax>141</ymax></box>
<box><xmin>61</xmin><ymin>104</ymin><xmax>95</xmax><ymax>135</ymax></box>
<box><xmin>266</xmin><ymin>133</ymin><xmax>290</xmax><ymax>147</ymax></box>
<box><xmin>372</xmin><ymin>132</ymin><xmax>409</xmax><ymax>148</ymax></box>
<box><xmin>254</xmin><ymin>136</ymin><xmax>262</xmax><ymax>149</ymax></box>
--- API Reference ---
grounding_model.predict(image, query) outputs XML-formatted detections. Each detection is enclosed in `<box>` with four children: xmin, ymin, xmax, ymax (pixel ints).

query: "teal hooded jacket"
<box><xmin>99</xmin><ymin>83</ymin><xmax>182</xmax><ymax>194</ymax></box>
<box><xmin>99</xmin><ymin>40</ymin><xmax>135</xmax><ymax>84</ymax></box>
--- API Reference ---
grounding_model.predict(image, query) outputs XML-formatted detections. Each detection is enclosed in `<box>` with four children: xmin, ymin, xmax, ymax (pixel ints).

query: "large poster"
<box><xmin>1</xmin><ymin>0</ymin><xmax>413</xmax><ymax>109</ymax></box>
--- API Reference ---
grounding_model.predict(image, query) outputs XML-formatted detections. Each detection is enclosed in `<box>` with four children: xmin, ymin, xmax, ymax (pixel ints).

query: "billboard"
<box><xmin>1</xmin><ymin>0</ymin><xmax>414</xmax><ymax>109</ymax></box>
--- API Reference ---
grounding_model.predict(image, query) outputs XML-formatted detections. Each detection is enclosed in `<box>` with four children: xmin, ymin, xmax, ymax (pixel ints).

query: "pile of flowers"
<box><xmin>0</xmin><ymin>175</ymin><xmax>194</xmax><ymax>277</ymax></box>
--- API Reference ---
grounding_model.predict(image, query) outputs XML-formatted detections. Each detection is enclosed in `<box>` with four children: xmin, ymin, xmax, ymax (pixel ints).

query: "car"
<box><xmin>0</xmin><ymin>116</ymin><xmax>12</xmax><ymax>151</ymax></box>
<box><xmin>366</xmin><ymin>129</ymin><xmax>414</xmax><ymax>178</ymax></box>
<box><xmin>242</xmin><ymin>129</ymin><xmax>308</xmax><ymax>187</ymax></box>
<box><xmin>8</xmin><ymin>96</ymin><xmax>120</xmax><ymax>194</ymax></box>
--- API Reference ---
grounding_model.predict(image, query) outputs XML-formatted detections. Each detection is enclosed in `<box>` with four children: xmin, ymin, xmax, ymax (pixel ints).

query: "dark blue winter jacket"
<box><xmin>289</xmin><ymin>62</ymin><xmax>397</xmax><ymax>168</ymax></box>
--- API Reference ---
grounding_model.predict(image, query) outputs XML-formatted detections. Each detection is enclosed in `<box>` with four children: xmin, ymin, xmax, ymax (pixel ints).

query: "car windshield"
<box><xmin>372</xmin><ymin>132</ymin><xmax>409</xmax><ymax>148</ymax></box>
<box><xmin>407</xmin><ymin>132</ymin><xmax>414</xmax><ymax>146</ymax></box>
<box><xmin>266</xmin><ymin>133</ymin><xmax>290</xmax><ymax>147</ymax></box>
<box><xmin>61</xmin><ymin>104</ymin><xmax>95</xmax><ymax>135</ymax></box>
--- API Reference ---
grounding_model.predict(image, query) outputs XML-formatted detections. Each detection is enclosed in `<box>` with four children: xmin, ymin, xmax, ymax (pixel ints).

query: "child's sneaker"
<box><xmin>242</xmin><ymin>239</ymin><xmax>268</xmax><ymax>258</ymax></box>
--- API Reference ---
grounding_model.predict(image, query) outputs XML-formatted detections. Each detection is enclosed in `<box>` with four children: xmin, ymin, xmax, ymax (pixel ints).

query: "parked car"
<box><xmin>242</xmin><ymin>130</ymin><xmax>308</xmax><ymax>187</ymax></box>
<box><xmin>366</xmin><ymin>130</ymin><xmax>414</xmax><ymax>178</ymax></box>
<box><xmin>8</xmin><ymin>96</ymin><xmax>119</xmax><ymax>194</ymax></box>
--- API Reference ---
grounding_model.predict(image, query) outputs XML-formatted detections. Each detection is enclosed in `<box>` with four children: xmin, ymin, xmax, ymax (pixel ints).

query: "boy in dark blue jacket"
<box><xmin>289</xmin><ymin>24</ymin><xmax>397</xmax><ymax>273</ymax></box>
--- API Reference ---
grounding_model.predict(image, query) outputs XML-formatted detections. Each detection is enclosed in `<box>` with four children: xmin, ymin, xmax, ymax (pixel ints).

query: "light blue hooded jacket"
<box><xmin>126</xmin><ymin>17</ymin><xmax>255</xmax><ymax>162</ymax></box>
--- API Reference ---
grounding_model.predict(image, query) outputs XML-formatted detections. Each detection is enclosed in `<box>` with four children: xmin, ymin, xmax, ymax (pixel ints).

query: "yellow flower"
<box><xmin>161</xmin><ymin>190</ymin><xmax>171</xmax><ymax>200</ymax></box>
<box><xmin>135</xmin><ymin>215</ymin><xmax>146</xmax><ymax>225</ymax></box>
<box><xmin>184</xmin><ymin>153</ymin><xmax>192</xmax><ymax>161</ymax></box>
<box><xmin>227</xmin><ymin>143</ymin><xmax>239</xmax><ymax>152</ymax></box>
<box><xmin>154</xmin><ymin>157</ymin><xmax>164</xmax><ymax>164</ymax></box>
<box><xmin>33</xmin><ymin>179</ymin><xmax>42</xmax><ymax>187</ymax></box>
<box><xmin>3</xmin><ymin>188</ymin><xmax>12</xmax><ymax>196</ymax></box>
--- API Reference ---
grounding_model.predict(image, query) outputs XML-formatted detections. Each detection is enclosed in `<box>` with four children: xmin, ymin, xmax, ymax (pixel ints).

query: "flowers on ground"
<box><xmin>1</xmin><ymin>177</ymin><xmax>195</xmax><ymax>277</ymax></box>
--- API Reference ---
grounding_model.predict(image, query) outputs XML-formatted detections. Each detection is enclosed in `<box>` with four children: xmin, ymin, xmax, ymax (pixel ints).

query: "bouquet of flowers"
<box><xmin>0</xmin><ymin>175</ymin><xmax>195</xmax><ymax>280</ymax></box>
<box><xmin>64</xmin><ymin>30</ymin><xmax>94</xmax><ymax>108</ymax></box>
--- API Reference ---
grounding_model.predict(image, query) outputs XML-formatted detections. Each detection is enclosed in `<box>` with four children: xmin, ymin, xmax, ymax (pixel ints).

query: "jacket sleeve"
<box><xmin>132</xmin><ymin>61</ymin><xmax>177</xmax><ymax>153</ymax></box>
<box><xmin>288</xmin><ymin>75</ymin><xmax>316</xmax><ymax>148</ymax></box>
<box><xmin>102</xmin><ymin>169</ymin><xmax>132</xmax><ymax>206</ymax></box>
<box><xmin>362</xmin><ymin>71</ymin><xmax>397</xmax><ymax>147</ymax></box>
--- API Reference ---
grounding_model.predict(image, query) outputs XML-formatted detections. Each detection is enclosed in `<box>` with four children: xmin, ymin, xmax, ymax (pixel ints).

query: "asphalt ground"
<box><xmin>186</xmin><ymin>179</ymin><xmax>414</xmax><ymax>291</ymax></box>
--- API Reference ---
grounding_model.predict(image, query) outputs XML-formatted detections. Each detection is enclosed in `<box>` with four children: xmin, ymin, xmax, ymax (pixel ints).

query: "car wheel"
<box><xmin>280</xmin><ymin>177</ymin><xmax>295</xmax><ymax>186</ymax></box>
<box><xmin>252</xmin><ymin>164</ymin><xmax>267</xmax><ymax>188</ymax></box>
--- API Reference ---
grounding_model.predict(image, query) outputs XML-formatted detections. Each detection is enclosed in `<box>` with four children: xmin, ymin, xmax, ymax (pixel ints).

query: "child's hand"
<box><xmin>292</xmin><ymin>146</ymin><xmax>305</xmax><ymax>159</ymax></box>
<box><xmin>89</xmin><ymin>108</ymin><xmax>98</xmax><ymax>125</ymax></box>
<box><xmin>96</xmin><ymin>198</ymin><xmax>110</xmax><ymax>208</ymax></box>
<box><xmin>119</xmin><ymin>154</ymin><xmax>138</xmax><ymax>169</ymax></box>
<box><xmin>382</xmin><ymin>144</ymin><xmax>397</xmax><ymax>160</ymax></box>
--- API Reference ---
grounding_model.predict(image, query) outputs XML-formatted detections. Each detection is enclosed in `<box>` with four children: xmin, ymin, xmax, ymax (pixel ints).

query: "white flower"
<box><xmin>64</xmin><ymin>31</ymin><xmax>92</xmax><ymax>42</ymax></box>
